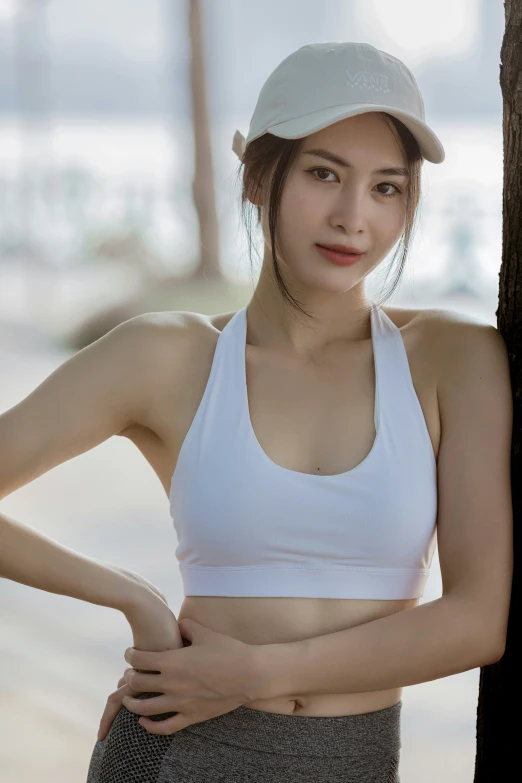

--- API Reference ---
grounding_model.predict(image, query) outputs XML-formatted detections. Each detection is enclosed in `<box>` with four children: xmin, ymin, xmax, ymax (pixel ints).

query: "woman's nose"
<box><xmin>330</xmin><ymin>190</ymin><xmax>367</xmax><ymax>233</ymax></box>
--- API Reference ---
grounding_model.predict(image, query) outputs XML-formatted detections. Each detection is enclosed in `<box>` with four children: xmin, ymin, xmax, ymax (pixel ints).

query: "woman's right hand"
<box><xmin>97</xmin><ymin>674</ymin><xmax>140</xmax><ymax>741</ymax></box>
<box><xmin>97</xmin><ymin>578</ymin><xmax>184</xmax><ymax>741</ymax></box>
<box><xmin>125</xmin><ymin>589</ymin><xmax>184</xmax><ymax>653</ymax></box>
<box><xmin>116</xmin><ymin>565</ymin><xmax>184</xmax><ymax>652</ymax></box>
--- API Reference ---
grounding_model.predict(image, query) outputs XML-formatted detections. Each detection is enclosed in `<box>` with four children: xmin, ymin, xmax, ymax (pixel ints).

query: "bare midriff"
<box><xmin>176</xmin><ymin>594</ymin><xmax>419</xmax><ymax>715</ymax></box>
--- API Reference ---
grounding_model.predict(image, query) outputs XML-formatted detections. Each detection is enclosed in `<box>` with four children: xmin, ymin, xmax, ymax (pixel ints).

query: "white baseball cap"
<box><xmin>232</xmin><ymin>41</ymin><xmax>445</xmax><ymax>164</ymax></box>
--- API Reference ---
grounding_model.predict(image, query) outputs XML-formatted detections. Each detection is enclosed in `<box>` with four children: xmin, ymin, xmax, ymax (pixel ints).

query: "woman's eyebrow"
<box><xmin>302</xmin><ymin>147</ymin><xmax>410</xmax><ymax>178</ymax></box>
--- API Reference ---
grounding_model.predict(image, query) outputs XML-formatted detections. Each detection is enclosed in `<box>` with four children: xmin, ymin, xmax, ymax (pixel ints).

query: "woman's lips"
<box><xmin>315</xmin><ymin>244</ymin><xmax>364</xmax><ymax>266</ymax></box>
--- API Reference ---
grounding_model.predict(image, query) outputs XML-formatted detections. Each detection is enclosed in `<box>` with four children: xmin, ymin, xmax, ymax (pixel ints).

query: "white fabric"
<box><xmin>169</xmin><ymin>302</ymin><xmax>438</xmax><ymax>600</ymax></box>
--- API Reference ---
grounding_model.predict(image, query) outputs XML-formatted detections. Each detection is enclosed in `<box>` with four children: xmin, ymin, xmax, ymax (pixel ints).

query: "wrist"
<box><xmin>108</xmin><ymin>564</ymin><xmax>165</xmax><ymax>617</ymax></box>
<box><xmin>120</xmin><ymin>584</ymin><xmax>160</xmax><ymax>620</ymax></box>
<box><xmin>111</xmin><ymin>577</ymin><xmax>154</xmax><ymax>619</ymax></box>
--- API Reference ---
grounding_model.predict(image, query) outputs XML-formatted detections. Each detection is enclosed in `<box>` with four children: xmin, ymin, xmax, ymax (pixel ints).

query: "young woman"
<box><xmin>0</xmin><ymin>42</ymin><xmax>513</xmax><ymax>783</ymax></box>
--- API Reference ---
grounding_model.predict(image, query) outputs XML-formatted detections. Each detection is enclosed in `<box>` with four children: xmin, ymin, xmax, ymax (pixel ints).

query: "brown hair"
<box><xmin>234</xmin><ymin>113</ymin><xmax>423</xmax><ymax>323</ymax></box>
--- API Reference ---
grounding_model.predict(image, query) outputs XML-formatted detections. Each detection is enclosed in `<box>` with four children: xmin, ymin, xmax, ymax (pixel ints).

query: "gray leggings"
<box><xmin>87</xmin><ymin>692</ymin><xmax>402</xmax><ymax>782</ymax></box>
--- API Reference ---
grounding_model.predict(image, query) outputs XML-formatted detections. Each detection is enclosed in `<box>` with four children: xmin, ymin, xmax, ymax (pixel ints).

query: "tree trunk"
<box><xmin>188</xmin><ymin>0</ymin><xmax>223</xmax><ymax>280</ymax></box>
<box><xmin>474</xmin><ymin>0</ymin><xmax>521</xmax><ymax>778</ymax></box>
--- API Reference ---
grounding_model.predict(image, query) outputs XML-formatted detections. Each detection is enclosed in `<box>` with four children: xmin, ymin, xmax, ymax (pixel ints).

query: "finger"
<box><xmin>118</xmin><ymin>675</ymin><xmax>139</xmax><ymax>695</ymax></box>
<box><xmin>124</xmin><ymin>647</ymin><xmax>163</xmax><ymax>671</ymax></box>
<box><xmin>97</xmin><ymin>685</ymin><xmax>127</xmax><ymax>741</ymax></box>
<box><xmin>122</xmin><ymin>693</ymin><xmax>176</xmax><ymax>717</ymax></box>
<box><xmin>98</xmin><ymin>706</ymin><xmax>120</xmax><ymax>741</ymax></box>
<box><xmin>122</xmin><ymin>666</ymin><xmax>134</xmax><ymax>685</ymax></box>
<box><xmin>98</xmin><ymin>683</ymin><xmax>139</xmax><ymax>741</ymax></box>
<box><xmin>138</xmin><ymin>713</ymin><xmax>190</xmax><ymax>736</ymax></box>
<box><xmin>124</xmin><ymin>669</ymin><xmax>162</xmax><ymax>691</ymax></box>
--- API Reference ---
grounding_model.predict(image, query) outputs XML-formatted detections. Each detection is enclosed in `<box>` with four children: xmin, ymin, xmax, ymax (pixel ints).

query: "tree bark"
<box><xmin>474</xmin><ymin>1</ymin><xmax>521</xmax><ymax>779</ymax></box>
<box><xmin>188</xmin><ymin>0</ymin><xmax>223</xmax><ymax>280</ymax></box>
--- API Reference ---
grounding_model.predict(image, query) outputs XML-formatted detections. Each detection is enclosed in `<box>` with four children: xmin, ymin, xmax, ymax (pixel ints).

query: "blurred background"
<box><xmin>0</xmin><ymin>0</ymin><xmax>505</xmax><ymax>780</ymax></box>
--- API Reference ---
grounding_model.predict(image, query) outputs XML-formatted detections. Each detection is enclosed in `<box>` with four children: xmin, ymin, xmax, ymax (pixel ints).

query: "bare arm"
<box><xmin>0</xmin><ymin>511</ymin><xmax>151</xmax><ymax>613</ymax></box>
<box><xmin>247</xmin><ymin>317</ymin><xmax>514</xmax><ymax>700</ymax></box>
<box><xmin>0</xmin><ymin>312</ymin><xmax>198</xmax><ymax>614</ymax></box>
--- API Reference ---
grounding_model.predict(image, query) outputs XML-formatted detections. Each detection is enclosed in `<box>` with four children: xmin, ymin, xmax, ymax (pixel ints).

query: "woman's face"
<box><xmin>260</xmin><ymin>112</ymin><xmax>410</xmax><ymax>295</ymax></box>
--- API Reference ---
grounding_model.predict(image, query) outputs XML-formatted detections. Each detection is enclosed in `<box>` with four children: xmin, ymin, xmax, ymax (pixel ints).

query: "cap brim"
<box><xmin>260</xmin><ymin>104</ymin><xmax>445</xmax><ymax>164</ymax></box>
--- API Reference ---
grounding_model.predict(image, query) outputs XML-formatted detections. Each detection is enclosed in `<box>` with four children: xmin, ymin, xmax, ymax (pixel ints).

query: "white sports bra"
<box><xmin>169</xmin><ymin>301</ymin><xmax>438</xmax><ymax>600</ymax></box>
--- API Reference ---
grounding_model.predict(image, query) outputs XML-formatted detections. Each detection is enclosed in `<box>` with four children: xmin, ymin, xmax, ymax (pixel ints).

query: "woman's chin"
<box><xmin>295</xmin><ymin>268</ymin><xmax>361</xmax><ymax>295</ymax></box>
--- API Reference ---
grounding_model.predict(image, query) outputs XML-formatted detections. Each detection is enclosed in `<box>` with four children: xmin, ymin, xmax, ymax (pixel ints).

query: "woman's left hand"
<box><xmin>121</xmin><ymin>618</ymin><xmax>262</xmax><ymax>735</ymax></box>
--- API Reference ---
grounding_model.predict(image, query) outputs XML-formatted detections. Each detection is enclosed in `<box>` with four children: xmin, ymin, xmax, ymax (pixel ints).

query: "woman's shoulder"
<box><xmin>114</xmin><ymin>310</ymin><xmax>219</xmax><ymax>399</ymax></box>
<box><xmin>384</xmin><ymin>304</ymin><xmax>501</xmax><ymax>394</ymax></box>
<box><xmin>134</xmin><ymin>308</ymin><xmax>239</xmax><ymax>336</ymax></box>
<box><xmin>129</xmin><ymin>307</ymin><xmax>243</xmax><ymax>378</ymax></box>
<box><xmin>112</xmin><ymin>309</ymin><xmax>227</xmax><ymax>440</ymax></box>
<box><xmin>381</xmin><ymin>304</ymin><xmax>496</xmax><ymax>355</ymax></box>
<box><xmin>381</xmin><ymin>303</ymin><xmax>493</xmax><ymax>332</ymax></box>
<box><xmin>123</xmin><ymin>308</ymin><xmax>225</xmax><ymax>343</ymax></box>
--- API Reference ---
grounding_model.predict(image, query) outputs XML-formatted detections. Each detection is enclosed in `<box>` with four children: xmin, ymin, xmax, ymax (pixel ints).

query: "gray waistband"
<box><xmin>182</xmin><ymin>700</ymin><xmax>402</xmax><ymax>758</ymax></box>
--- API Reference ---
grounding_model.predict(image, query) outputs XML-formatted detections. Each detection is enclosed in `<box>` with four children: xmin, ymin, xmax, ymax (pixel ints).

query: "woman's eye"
<box><xmin>375</xmin><ymin>183</ymin><xmax>402</xmax><ymax>198</ymax></box>
<box><xmin>308</xmin><ymin>168</ymin><xmax>402</xmax><ymax>198</ymax></box>
<box><xmin>308</xmin><ymin>167</ymin><xmax>337</xmax><ymax>182</ymax></box>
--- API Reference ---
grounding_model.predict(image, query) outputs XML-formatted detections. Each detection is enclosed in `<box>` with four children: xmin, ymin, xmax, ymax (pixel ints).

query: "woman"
<box><xmin>0</xmin><ymin>42</ymin><xmax>513</xmax><ymax>782</ymax></box>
